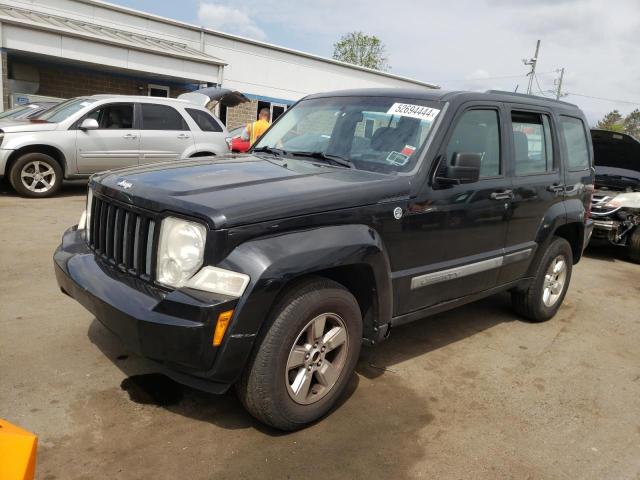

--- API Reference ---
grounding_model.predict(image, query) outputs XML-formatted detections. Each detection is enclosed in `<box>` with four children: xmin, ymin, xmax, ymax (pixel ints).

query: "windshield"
<box><xmin>36</xmin><ymin>98</ymin><xmax>96</xmax><ymax>123</ymax></box>
<box><xmin>0</xmin><ymin>105</ymin><xmax>32</xmax><ymax>119</ymax></box>
<box><xmin>253</xmin><ymin>96</ymin><xmax>442</xmax><ymax>173</ymax></box>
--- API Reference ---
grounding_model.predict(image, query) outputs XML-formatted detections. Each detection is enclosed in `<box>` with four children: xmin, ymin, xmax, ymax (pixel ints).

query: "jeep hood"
<box><xmin>0</xmin><ymin>119</ymin><xmax>59</xmax><ymax>133</ymax></box>
<box><xmin>93</xmin><ymin>155</ymin><xmax>411</xmax><ymax>228</ymax></box>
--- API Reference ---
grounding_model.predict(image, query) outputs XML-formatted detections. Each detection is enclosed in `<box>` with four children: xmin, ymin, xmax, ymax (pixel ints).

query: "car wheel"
<box><xmin>236</xmin><ymin>277</ymin><xmax>362</xmax><ymax>431</ymax></box>
<box><xmin>511</xmin><ymin>236</ymin><xmax>573</xmax><ymax>322</ymax></box>
<box><xmin>629</xmin><ymin>227</ymin><xmax>640</xmax><ymax>264</ymax></box>
<box><xmin>9</xmin><ymin>153</ymin><xmax>63</xmax><ymax>198</ymax></box>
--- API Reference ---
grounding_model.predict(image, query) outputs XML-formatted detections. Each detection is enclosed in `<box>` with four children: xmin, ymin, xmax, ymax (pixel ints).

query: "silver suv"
<box><xmin>0</xmin><ymin>92</ymin><xmax>234</xmax><ymax>197</ymax></box>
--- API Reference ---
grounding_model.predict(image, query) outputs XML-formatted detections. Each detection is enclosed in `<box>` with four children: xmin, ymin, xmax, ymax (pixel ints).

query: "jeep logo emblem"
<box><xmin>117</xmin><ymin>179</ymin><xmax>132</xmax><ymax>189</ymax></box>
<box><xmin>393</xmin><ymin>207</ymin><xmax>403</xmax><ymax>220</ymax></box>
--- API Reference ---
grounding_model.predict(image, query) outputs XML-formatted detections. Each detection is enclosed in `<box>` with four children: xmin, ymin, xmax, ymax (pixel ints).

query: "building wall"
<box><xmin>226</xmin><ymin>99</ymin><xmax>259</xmax><ymax>130</ymax></box>
<box><xmin>8</xmin><ymin>58</ymin><xmax>194</xmax><ymax>101</ymax></box>
<box><xmin>8</xmin><ymin>0</ymin><xmax>437</xmax><ymax>103</ymax></box>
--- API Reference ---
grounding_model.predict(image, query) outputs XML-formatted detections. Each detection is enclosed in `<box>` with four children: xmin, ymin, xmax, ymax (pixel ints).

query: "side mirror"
<box><xmin>438</xmin><ymin>152</ymin><xmax>482</xmax><ymax>185</ymax></box>
<box><xmin>79</xmin><ymin>118</ymin><xmax>99</xmax><ymax>131</ymax></box>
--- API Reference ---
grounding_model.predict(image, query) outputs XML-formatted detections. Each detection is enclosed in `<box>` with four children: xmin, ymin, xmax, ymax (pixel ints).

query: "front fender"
<box><xmin>208</xmin><ymin>224</ymin><xmax>392</xmax><ymax>384</ymax></box>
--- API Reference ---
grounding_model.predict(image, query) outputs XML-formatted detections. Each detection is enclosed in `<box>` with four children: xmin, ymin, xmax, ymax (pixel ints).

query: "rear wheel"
<box><xmin>512</xmin><ymin>236</ymin><xmax>573</xmax><ymax>322</ymax></box>
<box><xmin>236</xmin><ymin>277</ymin><xmax>362</xmax><ymax>431</ymax></box>
<box><xmin>629</xmin><ymin>227</ymin><xmax>640</xmax><ymax>264</ymax></box>
<box><xmin>9</xmin><ymin>152</ymin><xmax>62</xmax><ymax>198</ymax></box>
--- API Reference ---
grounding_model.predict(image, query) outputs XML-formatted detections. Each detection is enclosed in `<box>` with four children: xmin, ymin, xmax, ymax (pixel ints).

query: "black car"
<box><xmin>590</xmin><ymin>129</ymin><xmax>640</xmax><ymax>262</ymax></box>
<box><xmin>54</xmin><ymin>88</ymin><xmax>594</xmax><ymax>430</ymax></box>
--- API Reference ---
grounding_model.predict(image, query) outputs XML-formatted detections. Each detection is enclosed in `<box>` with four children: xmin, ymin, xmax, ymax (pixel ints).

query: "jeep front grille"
<box><xmin>88</xmin><ymin>195</ymin><xmax>157</xmax><ymax>280</ymax></box>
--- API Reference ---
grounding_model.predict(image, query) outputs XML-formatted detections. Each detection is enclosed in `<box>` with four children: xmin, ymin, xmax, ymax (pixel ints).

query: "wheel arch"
<box><xmin>553</xmin><ymin>221</ymin><xmax>585</xmax><ymax>264</ymax></box>
<box><xmin>7</xmin><ymin>144</ymin><xmax>68</xmax><ymax>177</ymax></box>
<box><xmin>208</xmin><ymin>224</ymin><xmax>393</xmax><ymax>384</ymax></box>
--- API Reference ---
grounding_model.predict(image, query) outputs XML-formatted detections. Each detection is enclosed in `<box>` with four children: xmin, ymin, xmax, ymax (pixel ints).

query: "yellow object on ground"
<box><xmin>0</xmin><ymin>419</ymin><xmax>37</xmax><ymax>480</ymax></box>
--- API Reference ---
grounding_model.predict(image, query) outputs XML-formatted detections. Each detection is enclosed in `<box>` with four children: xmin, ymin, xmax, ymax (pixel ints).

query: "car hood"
<box><xmin>0</xmin><ymin>119</ymin><xmax>58</xmax><ymax>132</ymax></box>
<box><xmin>92</xmin><ymin>155</ymin><xmax>411</xmax><ymax>229</ymax></box>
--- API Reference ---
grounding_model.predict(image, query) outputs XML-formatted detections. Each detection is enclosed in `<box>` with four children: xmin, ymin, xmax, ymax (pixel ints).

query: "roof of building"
<box><xmin>72</xmin><ymin>0</ymin><xmax>439</xmax><ymax>89</ymax></box>
<box><xmin>0</xmin><ymin>3</ymin><xmax>226</xmax><ymax>66</ymax></box>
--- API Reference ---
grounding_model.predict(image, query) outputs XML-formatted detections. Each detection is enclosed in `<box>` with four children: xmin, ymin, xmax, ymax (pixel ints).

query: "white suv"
<box><xmin>0</xmin><ymin>89</ymin><xmax>243</xmax><ymax>197</ymax></box>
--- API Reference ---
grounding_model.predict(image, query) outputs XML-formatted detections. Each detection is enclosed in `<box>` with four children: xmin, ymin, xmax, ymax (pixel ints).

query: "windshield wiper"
<box><xmin>252</xmin><ymin>146</ymin><xmax>287</xmax><ymax>156</ymax></box>
<box><xmin>287</xmin><ymin>151</ymin><xmax>354</xmax><ymax>169</ymax></box>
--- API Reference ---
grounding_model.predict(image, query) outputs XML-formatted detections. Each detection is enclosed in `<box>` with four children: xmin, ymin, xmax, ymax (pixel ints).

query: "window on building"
<box><xmin>560</xmin><ymin>116</ymin><xmax>590</xmax><ymax>170</ymax></box>
<box><xmin>186</xmin><ymin>108</ymin><xmax>223</xmax><ymax>132</ymax></box>
<box><xmin>84</xmin><ymin>103</ymin><xmax>134</xmax><ymax>129</ymax></box>
<box><xmin>445</xmin><ymin>109</ymin><xmax>501</xmax><ymax>178</ymax></box>
<box><xmin>511</xmin><ymin>111</ymin><xmax>554</xmax><ymax>175</ymax></box>
<box><xmin>148</xmin><ymin>84</ymin><xmax>170</xmax><ymax>97</ymax></box>
<box><xmin>257</xmin><ymin>100</ymin><xmax>270</xmax><ymax>120</ymax></box>
<box><xmin>141</xmin><ymin>104</ymin><xmax>188</xmax><ymax>130</ymax></box>
<box><xmin>219</xmin><ymin>104</ymin><xmax>228</xmax><ymax>126</ymax></box>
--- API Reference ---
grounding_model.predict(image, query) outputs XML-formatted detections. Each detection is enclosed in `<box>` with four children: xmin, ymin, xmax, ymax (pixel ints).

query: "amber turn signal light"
<box><xmin>213</xmin><ymin>310</ymin><xmax>233</xmax><ymax>346</ymax></box>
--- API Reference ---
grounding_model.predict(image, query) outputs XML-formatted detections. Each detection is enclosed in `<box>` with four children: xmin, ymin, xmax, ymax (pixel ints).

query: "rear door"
<box><xmin>499</xmin><ymin>105</ymin><xmax>565</xmax><ymax>283</ymax></box>
<box><xmin>138</xmin><ymin>103</ymin><xmax>194</xmax><ymax>164</ymax></box>
<box><xmin>75</xmin><ymin>102</ymin><xmax>139</xmax><ymax>174</ymax></box>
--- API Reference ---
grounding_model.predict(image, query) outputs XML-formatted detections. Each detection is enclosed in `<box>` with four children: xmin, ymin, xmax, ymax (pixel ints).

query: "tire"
<box><xmin>236</xmin><ymin>277</ymin><xmax>362</xmax><ymax>431</ymax></box>
<box><xmin>511</xmin><ymin>236</ymin><xmax>573</xmax><ymax>322</ymax></box>
<box><xmin>629</xmin><ymin>228</ymin><xmax>640</xmax><ymax>264</ymax></box>
<box><xmin>9</xmin><ymin>152</ymin><xmax>63</xmax><ymax>198</ymax></box>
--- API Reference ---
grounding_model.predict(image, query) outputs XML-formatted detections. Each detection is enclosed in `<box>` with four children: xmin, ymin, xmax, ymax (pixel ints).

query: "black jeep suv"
<box><xmin>54</xmin><ymin>89</ymin><xmax>594</xmax><ymax>430</ymax></box>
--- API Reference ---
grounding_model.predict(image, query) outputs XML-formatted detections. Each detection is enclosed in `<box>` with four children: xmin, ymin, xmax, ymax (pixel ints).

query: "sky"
<box><xmin>112</xmin><ymin>0</ymin><xmax>640</xmax><ymax>124</ymax></box>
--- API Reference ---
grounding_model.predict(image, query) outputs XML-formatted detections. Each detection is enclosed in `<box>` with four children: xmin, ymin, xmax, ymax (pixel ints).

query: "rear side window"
<box><xmin>560</xmin><ymin>116</ymin><xmax>590</xmax><ymax>170</ymax></box>
<box><xmin>186</xmin><ymin>108</ymin><xmax>223</xmax><ymax>132</ymax></box>
<box><xmin>446</xmin><ymin>109</ymin><xmax>501</xmax><ymax>178</ymax></box>
<box><xmin>141</xmin><ymin>104</ymin><xmax>188</xmax><ymax>131</ymax></box>
<box><xmin>511</xmin><ymin>111</ymin><xmax>554</xmax><ymax>175</ymax></box>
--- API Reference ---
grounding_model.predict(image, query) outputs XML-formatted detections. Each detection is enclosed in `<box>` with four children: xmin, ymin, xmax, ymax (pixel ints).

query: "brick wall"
<box><xmin>9</xmin><ymin>60</ymin><xmax>194</xmax><ymax>100</ymax></box>
<box><xmin>226</xmin><ymin>100</ymin><xmax>258</xmax><ymax>130</ymax></box>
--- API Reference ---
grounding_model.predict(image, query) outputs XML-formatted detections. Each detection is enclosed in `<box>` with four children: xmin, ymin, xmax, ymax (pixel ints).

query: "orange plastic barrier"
<box><xmin>0</xmin><ymin>419</ymin><xmax>37</xmax><ymax>480</ymax></box>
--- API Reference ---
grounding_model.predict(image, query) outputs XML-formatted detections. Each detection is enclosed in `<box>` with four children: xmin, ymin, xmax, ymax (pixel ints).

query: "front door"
<box><xmin>395</xmin><ymin>105</ymin><xmax>513</xmax><ymax>314</ymax></box>
<box><xmin>139</xmin><ymin>103</ymin><xmax>195</xmax><ymax>164</ymax></box>
<box><xmin>76</xmin><ymin>103</ymin><xmax>139</xmax><ymax>174</ymax></box>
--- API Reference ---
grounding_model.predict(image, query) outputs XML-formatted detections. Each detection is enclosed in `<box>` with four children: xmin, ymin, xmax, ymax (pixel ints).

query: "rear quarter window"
<box><xmin>186</xmin><ymin>108</ymin><xmax>223</xmax><ymax>132</ymax></box>
<box><xmin>560</xmin><ymin>116</ymin><xmax>590</xmax><ymax>170</ymax></box>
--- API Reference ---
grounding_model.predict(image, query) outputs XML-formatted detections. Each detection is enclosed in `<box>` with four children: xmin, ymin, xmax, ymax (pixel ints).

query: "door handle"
<box><xmin>177</xmin><ymin>133</ymin><xmax>190</xmax><ymax>139</ymax></box>
<box><xmin>490</xmin><ymin>189</ymin><xmax>513</xmax><ymax>201</ymax></box>
<box><xmin>546</xmin><ymin>184</ymin><xmax>565</xmax><ymax>193</ymax></box>
<box><xmin>123</xmin><ymin>133</ymin><xmax>138</xmax><ymax>139</ymax></box>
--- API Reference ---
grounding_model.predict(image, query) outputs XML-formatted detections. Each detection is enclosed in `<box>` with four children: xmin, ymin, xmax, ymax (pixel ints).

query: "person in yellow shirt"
<box><xmin>242</xmin><ymin>108</ymin><xmax>271</xmax><ymax>145</ymax></box>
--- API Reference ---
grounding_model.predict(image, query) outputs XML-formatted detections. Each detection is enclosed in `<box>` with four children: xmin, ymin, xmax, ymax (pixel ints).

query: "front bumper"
<box><xmin>54</xmin><ymin>227</ymin><xmax>240</xmax><ymax>393</ymax></box>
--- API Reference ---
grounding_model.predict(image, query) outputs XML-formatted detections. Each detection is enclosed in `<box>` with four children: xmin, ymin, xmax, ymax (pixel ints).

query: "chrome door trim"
<box><xmin>410</xmin><ymin>248</ymin><xmax>532</xmax><ymax>290</ymax></box>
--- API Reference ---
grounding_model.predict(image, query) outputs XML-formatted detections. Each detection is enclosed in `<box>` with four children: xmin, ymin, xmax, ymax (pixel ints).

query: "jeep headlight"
<box><xmin>157</xmin><ymin>217</ymin><xmax>207</xmax><ymax>288</ymax></box>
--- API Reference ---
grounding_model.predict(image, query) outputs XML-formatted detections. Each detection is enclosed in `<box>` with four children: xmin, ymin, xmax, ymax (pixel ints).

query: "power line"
<box><xmin>435</xmin><ymin>71</ymin><xmax>556</xmax><ymax>83</ymax></box>
<box><xmin>565</xmin><ymin>92</ymin><xmax>640</xmax><ymax>106</ymax></box>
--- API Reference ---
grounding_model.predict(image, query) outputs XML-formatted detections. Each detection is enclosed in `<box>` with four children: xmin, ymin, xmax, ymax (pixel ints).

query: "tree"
<box><xmin>595</xmin><ymin>110</ymin><xmax>624</xmax><ymax>132</ymax></box>
<box><xmin>623</xmin><ymin>109</ymin><xmax>640</xmax><ymax>139</ymax></box>
<box><xmin>333</xmin><ymin>32</ymin><xmax>390</xmax><ymax>71</ymax></box>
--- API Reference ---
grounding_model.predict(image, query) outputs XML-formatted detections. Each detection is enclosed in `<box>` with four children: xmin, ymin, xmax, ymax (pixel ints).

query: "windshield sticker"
<box><xmin>386</xmin><ymin>103</ymin><xmax>440</xmax><ymax>121</ymax></box>
<box><xmin>401</xmin><ymin>145</ymin><xmax>416</xmax><ymax>156</ymax></box>
<box><xmin>387</xmin><ymin>151</ymin><xmax>410</xmax><ymax>166</ymax></box>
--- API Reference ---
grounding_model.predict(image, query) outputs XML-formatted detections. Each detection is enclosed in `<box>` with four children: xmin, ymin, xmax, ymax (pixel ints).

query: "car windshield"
<box><xmin>253</xmin><ymin>96</ymin><xmax>443</xmax><ymax>173</ymax></box>
<box><xmin>36</xmin><ymin>98</ymin><xmax>97</xmax><ymax>123</ymax></box>
<box><xmin>0</xmin><ymin>105</ymin><xmax>32</xmax><ymax>119</ymax></box>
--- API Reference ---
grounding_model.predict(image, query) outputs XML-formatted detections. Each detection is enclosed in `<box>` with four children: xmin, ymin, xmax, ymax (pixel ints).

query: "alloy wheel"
<box><xmin>542</xmin><ymin>255</ymin><xmax>567</xmax><ymax>307</ymax></box>
<box><xmin>285</xmin><ymin>313</ymin><xmax>349</xmax><ymax>405</ymax></box>
<box><xmin>20</xmin><ymin>160</ymin><xmax>56</xmax><ymax>193</ymax></box>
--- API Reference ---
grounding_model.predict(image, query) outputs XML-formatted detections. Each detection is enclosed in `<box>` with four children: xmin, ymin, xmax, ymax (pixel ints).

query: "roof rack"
<box><xmin>485</xmin><ymin>90</ymin><xmax>577</xmax><ymax>107</ymax></box>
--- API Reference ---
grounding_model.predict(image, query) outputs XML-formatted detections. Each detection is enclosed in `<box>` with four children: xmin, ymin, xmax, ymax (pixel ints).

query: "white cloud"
<box><xmin>198</xmin><ymin>3</ymin><xmax>266</xmax><ymax>40</ymax></box>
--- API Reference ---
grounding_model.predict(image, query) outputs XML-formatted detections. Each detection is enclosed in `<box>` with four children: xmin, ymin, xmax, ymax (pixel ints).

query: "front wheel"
<box><xmin>9</xmin><ymin>153</ymin><xmax>63</xmax><ymax>198</ymax></box>
<box><xmin>628</xmin><ymin>227</ymin><xmax>640</xmax><ymax>264</ymax></box>
<box><xmin>236</xmin><ymin>277</ymin><xmax>362</xmax><ymax>431</ymax></box>
<box><xmin>512</xmin><ymin>236</ymin><xmax>573</xmax><ymax>322</ymax></box>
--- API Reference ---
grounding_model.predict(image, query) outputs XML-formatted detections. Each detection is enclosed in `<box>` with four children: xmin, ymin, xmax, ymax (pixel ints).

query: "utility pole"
<box><xmin>554</xmin><ymin>67</ymin><xmax>565</xmax><ymax>100</ymax></box>
<box><xmin>523</xmin><ymin>40</ymin><xmax>541</xmax><ymax>95</ymax></box>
